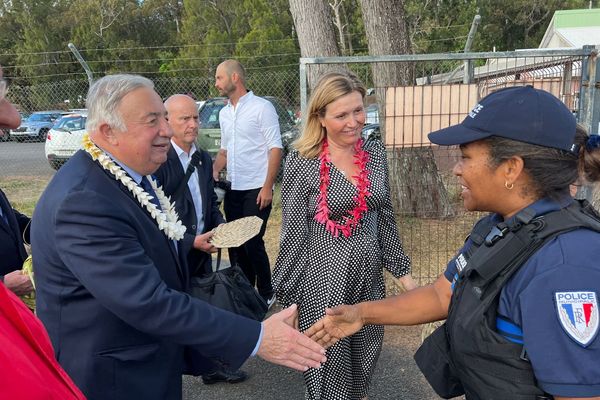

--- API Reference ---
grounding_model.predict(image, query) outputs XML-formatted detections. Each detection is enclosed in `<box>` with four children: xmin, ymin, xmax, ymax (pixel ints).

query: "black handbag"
<box><xmin>189</xmin><ymin>250</ymin><xmax>267</xmax><ymax>321</ymax></box>
<box><xmin>174</xmin><ymin>156</ymin><xmax>267</xmax><ymax>321</ymax></box>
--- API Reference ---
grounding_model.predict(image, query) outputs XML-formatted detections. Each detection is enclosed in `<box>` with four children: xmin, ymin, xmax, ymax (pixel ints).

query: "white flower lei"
<box><xmin>82</xmin><ymin>133</ymin><xmax>186</xmax><ymax>241</ymax></box>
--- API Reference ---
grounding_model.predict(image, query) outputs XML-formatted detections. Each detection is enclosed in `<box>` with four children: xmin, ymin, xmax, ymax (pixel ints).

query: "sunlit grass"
<box><xmin>2</xmin><ymin>176</ymin><xmax>479</xmax><ymax>293</ymax></box>
<box><xmin>0</xmin><ymin>176</ymin><xmax>50</xmax><ymax>215</ymax></box>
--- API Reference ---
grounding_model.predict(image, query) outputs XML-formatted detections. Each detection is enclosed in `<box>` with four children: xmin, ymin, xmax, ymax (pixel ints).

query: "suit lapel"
<box><xmin>0</xmin><ymin>191</ymin><xmax>20</xmax><ymax>242</ymax></box>
<box><xmin>90</xmin><ymin>155</ymin><xmax>186</xmax><ymax>285</ymax></box>
<box><xmin>195</xmin><ymin>161</ymin><xmax>209</xmax><ymax>231</ymax></box>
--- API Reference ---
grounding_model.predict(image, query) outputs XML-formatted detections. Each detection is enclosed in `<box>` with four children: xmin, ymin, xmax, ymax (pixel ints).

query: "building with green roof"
<box><xmin>539</xmin><ymin>8</ymin><xmax>600</xmax><ymax>48</ymax></box>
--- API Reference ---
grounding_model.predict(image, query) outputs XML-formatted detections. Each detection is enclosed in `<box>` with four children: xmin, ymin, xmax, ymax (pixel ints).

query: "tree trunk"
<box><xmin>388</xmin><ymin>147</ymin><xmax>454</xmax><ymax>218</ymax></box>
<box><xmin>289</xmin><ymin>0</ymin><xmax>343</xmax><ymax>89</ymax></box>
<box><xmin>360</xmin><ymin>0</ymin><xmax>454</xmax><ymax>218</ymax></box>
<box><xmin>359</xmin><ymin>0</ymin><xmax>412</xmax><ymax>87</ymax></box>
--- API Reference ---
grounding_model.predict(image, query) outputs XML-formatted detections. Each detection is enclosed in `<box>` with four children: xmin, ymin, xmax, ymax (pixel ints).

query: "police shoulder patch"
<box><xmin>554</xmin><ymin>291</ymin><xmax>599</xmax><ymax>347</ymax></box>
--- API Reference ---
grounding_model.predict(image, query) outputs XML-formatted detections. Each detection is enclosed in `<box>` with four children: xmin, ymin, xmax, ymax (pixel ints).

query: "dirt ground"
<box><xmin>189</xmin><ymin>194</ymin><xmax>466</xmax><ymax>399</ymax></box>
<box><xmin>183</xmin><ymin>314</ymin><xmax>440</xmax><ymax>400</ymax></box>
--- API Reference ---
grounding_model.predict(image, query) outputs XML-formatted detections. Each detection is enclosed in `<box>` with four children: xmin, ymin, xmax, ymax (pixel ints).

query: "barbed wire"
<box><xmin>2</xmin><ymin>52</ymin><xmax>303</xmax><ymax>70</ymax></box>
<box><xmin>0</xmin><ymin>27</ymin><xmax>472</xmax><ymax>58</ymax></box>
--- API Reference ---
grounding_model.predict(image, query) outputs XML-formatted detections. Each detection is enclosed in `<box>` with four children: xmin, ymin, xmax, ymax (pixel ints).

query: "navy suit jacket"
<box><xmin>155</xmin><ymin>146</ymin><xmax>225</xmax><ymax>276</ymax></box>
<box><xmin>31</xmin><ymin>150</ymin><xmax>260</xmax><ymax>400</ymax></box>
<box><xmin>0</xmin><ymin>188</ymin><xmax>29</xmax><ymax>277</ymax></box>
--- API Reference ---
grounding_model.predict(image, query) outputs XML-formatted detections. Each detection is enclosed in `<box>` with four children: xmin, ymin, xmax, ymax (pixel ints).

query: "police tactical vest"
<box><xmin>414</xmin><ymin>200</ymin><xmax>600</xmax><ymax>400</ymax></box>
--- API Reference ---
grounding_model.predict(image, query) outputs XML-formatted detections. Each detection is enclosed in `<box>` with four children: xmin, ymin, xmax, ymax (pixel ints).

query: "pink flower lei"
<box><xmin>314</xmin><ymin>138</ymin><xmax>371</xmax><ymax>238</ymax></box>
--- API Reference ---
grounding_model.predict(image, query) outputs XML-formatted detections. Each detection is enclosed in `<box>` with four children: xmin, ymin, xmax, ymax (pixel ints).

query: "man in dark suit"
<box><xmin>156</xmin><ymin>94</ymin><xmax>223</xmax><ymax>278</ymax></box>
<box><xmin>0</xmin><ymin>68</ymin><xmax>33</xmax><ymax>298</ymax></box>
<box><xmin>156</xmin><ymin>94</ymin><xmax>249</xmax><ymax>385</ymax></box>
<box><xmin>0</xmin><ymin>189</ymin><xmax>33</xmax><ymax>296</ymax></box>
<box><xmin>31</xmin><ymin>74</ymin><xmax>326</xmax><ymax>400</ymax></box>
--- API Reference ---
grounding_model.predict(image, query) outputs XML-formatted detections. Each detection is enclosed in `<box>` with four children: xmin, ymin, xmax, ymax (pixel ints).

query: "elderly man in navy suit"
<box><xmin>31</xmin><ymin>74</ymin><xmax>326</xmax><ymax>400</ymax></box>
<box><xmin>0</xmin><ymin>68</ymin><xmax>33</xmax><ymax>298</ymax></box>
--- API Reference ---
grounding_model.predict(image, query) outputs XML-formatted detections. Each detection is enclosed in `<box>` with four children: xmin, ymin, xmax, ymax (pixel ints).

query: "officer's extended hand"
<box><xmin>305</xmin><ymin>304</ymin><xmax>364</xmax><ymax>348</ymax></box>
<box><xmin>257</xmin><ymin>304</ymin><xmax>326</xmax><ymax>371</ymax></box>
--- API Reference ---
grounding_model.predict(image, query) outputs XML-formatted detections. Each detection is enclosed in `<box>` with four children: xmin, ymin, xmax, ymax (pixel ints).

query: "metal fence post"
<box><xmin>68</xmin><ymin>43</ymin><xmax>94</xmax><ymax>88</ymax></box>
<box><xmin>462</xmin><ymin>14</ymin><xmax>480</xmax><ymax>84</ymax></box>
<box><xmin>299</xmin><ymin>60</ymin><xmax>308</xmax><ymax>116</ymax></box>
<box><xmin>579</xmin><ymin>45</ymin><xmax>599</xmax><ymax>134</ymax></box>
<box><xmin>575</xmin><ymin>45</ymin><xmax>598</xmax><ymax>203</ymax></box>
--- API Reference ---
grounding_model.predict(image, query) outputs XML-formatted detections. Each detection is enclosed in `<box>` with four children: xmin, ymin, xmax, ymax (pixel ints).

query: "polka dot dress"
<box><xmin>273</xmin><ymin>140</ymin><xmax>411</xmax><ymax>400</ymax></box>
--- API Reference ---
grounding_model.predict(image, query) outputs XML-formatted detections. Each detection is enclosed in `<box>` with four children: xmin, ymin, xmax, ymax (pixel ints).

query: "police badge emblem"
<box><xmin>554</xmin><ymin>291</ymin><xmax>599</xmax><ymax>347</ymax></box>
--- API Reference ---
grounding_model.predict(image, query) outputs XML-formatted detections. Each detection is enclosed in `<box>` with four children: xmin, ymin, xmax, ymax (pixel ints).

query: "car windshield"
<box><xmin>53</xmin><ymin>116</ymin><xmax>86</xmax><ymax>131</ymax></box>
<box><xmin>199</xmin><ymin>99</ymin><xmax>228</xmax><ymax>129</ymax></box>
<box><xmin>199</xmin><ymin>97</ymin><xmax>295</xmax><ymax>130</ymax></box>
<box><xmin>28</xmin><ymin>113</ymin><xmax>54</xmax><ymax>122</ymax></box>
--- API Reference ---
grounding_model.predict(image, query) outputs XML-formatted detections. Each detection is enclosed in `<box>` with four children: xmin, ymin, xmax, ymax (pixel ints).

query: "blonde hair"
<box><xmin>294</xmin><ymin>72</ymin><xmax>366</xmax><ymax>159</ymax></box>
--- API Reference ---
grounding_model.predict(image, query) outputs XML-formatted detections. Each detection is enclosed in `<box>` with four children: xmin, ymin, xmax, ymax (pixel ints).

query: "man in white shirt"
<box><xmin>212</xmin><ymin>60</ymin><xmax>282</xmax><ymax>308</ymax></box>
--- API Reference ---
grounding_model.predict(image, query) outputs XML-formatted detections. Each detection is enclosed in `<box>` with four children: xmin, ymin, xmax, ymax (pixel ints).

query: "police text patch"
<box><xmin>554</xmin><ymin>291</ymin><xmax>599</xmax><ymax>347</ymax></box>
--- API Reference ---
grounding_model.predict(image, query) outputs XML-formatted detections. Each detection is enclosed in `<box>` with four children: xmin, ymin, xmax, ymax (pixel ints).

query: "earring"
<box><xmin>504</xmin><ymin>181</ymin><xmax>514</xmax><ymax>190</ymax></box>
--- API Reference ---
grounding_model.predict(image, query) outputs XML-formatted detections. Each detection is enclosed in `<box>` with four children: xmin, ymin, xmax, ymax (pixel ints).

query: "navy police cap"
<box><xmin>428</xmin><ymin>86</ymin><xmax>577</xmax><ymax>152</ymax></box>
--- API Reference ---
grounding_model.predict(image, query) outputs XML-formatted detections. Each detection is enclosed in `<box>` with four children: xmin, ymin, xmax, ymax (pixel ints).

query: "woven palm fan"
<box><xmin>210</xmin><ymin>216</ymin><xmax>263</xmax><ymax>248</ymax></box>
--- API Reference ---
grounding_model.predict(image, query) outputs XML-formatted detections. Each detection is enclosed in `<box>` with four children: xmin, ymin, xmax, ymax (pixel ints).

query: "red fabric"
<box><xmin>0</xmin><ymin>282</ymin><xmax>86</xmax><ymax>399</ymax></box>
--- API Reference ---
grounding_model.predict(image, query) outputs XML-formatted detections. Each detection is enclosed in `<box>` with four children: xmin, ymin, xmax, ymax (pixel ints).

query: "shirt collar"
<box><xmin>170</xmin><ymin>140</ymin><xmax>197</xmax><ymax>158</ymax></box>
<box><xmin>96</xmin><ymin>146</ymin><xmax>143</xmax><ymax>184</ymax></box>
<box><xmin>495</xmin><ymin>191</ymin><xmax>574</xmax><ymax>224</ymax></box>
<box><xmin>225</xmin><ymin>90</ymin><xmax>254</xmax><ymax>110</ymax></box>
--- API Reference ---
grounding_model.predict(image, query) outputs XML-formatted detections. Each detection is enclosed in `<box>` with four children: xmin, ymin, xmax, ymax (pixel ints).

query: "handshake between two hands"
<box><xmin>256</xmin><ymin>302</ymin><xmax>364</xmax><ymax>372</ymax></box>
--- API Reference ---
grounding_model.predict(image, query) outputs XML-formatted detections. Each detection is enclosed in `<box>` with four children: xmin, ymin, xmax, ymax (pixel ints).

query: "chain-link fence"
<box><xmin>2</xmin><ymin>48</ymin><xmax>599</xmax><ymax>286</ymax></box>
<box><xmin>301</xmin><ymin>46</ymin><xmax>598</xmax><ymax>285</ymax></box>
<box><xmin>0</xmin><ymin>67</ymin><xmax>300</xmax><ymax>177</ymax></box>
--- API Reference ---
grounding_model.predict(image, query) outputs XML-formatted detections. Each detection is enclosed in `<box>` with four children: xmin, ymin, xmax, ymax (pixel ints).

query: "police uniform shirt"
<box><xmin>444</xmin><ymin>195</ymin><xmax>600</xmax><ymax>398</ymax></box>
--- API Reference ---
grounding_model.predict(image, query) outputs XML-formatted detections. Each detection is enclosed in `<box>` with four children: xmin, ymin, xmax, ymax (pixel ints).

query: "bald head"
<box><xmin>215</xmin><ymin>60</ymin><xmax>247</xmax><ymax>101</ymax></box>
<box><xmin>164</xmin><ymin>94</ymin><xmax>197</xmax><ymax>113</ymax></box>
<box><xmin>218</xmin><ymin>59</ymin><xmax>246</xmax><ymax>84</ymax></box>
<box><xmin>164</xmin><ymin>94</ymin><xmax>199</xmax><ymax>153</ymax></box>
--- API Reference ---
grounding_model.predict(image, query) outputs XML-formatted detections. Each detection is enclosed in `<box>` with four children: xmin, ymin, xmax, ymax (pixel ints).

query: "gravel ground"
<box><xmin>182</xmin><ymin>314</ymin><xmax>439</xmax><ymax>400</ymax></box>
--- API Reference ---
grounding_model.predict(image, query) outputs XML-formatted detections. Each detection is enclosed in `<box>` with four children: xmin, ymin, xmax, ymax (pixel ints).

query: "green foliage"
<box><xmin>0</xmin><ymin>0</ymin><xmax>595</xmax><ymax>103</ymax></box>
<box><xmin>405</xmin><ymin>0</ymin><xmax>592</xmax><ymax>53</ymax></box>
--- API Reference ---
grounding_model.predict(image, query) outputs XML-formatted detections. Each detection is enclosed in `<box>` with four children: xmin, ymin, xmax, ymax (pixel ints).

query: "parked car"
<box><xmin>196</xmin><ymin>96</ymin><xmax>299</xmax><ymax>158</ymax></box>
<box><xmin>362</xmin><ymin>123</ymin><xmax>381</xmax><ymax>143</ymax></box>
<box><xmin>365</xmin><ymin>103</ymin><xmax>379</xmax><ymax>124</ymax></box>
<box><xmin>44</xmin><ymin>112</ymin><xmax>87</xmax><ymax>170</ymax></box>
<box><xmin>10</xmin><ymin>111</ymin><xmax>67</xmax><ymax>142</ymax></box>
<box><xmin>197</xmin><ymin>96</ymin><xmax>299</xmax><ymax>184</ymax></box>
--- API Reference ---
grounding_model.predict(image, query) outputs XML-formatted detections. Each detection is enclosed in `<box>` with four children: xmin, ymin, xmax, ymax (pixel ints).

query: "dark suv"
<box><xmin>196</xmin><ymin>96</ymin><xmax>299</xmax><ymax>158</ymax></box>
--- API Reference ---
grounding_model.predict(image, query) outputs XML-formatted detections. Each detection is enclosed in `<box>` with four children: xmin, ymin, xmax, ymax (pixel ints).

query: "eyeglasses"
<box><xmin>0</xmin><ymin>79</ymin><xmax>7</xmax><ymax>102</ymax></box>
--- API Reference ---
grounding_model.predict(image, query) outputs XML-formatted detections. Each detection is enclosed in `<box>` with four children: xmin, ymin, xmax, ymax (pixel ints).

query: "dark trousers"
<box><xmin>223</xmin><ymin>187</ymin><xmax>273</xmax><ymax>299</ymax></box>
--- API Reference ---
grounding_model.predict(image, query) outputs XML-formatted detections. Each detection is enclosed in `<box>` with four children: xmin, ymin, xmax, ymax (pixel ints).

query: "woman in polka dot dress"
<box><xmin>273</xmin><ymin>71</ymin><xmax>417</xmax><ymax>400</ymax></box>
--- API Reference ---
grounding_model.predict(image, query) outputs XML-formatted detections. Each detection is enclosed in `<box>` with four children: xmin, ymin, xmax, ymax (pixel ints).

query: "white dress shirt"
<box><xmin>219</xmin><ymin>91</ymin><xmax>282</xmax><ymax>190</ymax></box>
<box><xmin>171</xmin><ymin>141</ymin><xmax>204</xmax><ymax>234</ymax></box>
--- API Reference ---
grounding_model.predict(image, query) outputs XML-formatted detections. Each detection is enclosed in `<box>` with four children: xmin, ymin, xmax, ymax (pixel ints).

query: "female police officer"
<box><xmin>306</xmin><ymin>86</ymin><xmax>600</xmax><ymax>400</ymax></box>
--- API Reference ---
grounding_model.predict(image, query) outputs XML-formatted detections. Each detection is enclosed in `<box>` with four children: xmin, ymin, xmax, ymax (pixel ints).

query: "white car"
<box><xmin>44</xmin><ymin>112</ymin><xmax>87</xmax><ymax>170</ymax></box>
